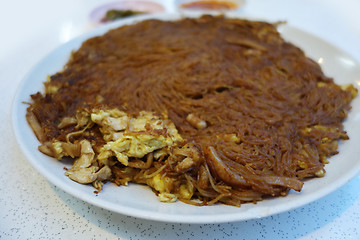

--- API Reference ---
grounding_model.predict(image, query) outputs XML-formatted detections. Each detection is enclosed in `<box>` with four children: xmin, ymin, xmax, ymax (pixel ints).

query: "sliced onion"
<box><xmin>204</xmin><ymin>146</ymin><xmax>249</xmax><ymax>187</ymax></box>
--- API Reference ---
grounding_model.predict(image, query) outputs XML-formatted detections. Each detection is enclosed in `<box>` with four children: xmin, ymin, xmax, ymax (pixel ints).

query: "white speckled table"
<box><xmin>1</xmin><ymin>0</ymin><xmax>360</xmax><ymax>239</ymax></box>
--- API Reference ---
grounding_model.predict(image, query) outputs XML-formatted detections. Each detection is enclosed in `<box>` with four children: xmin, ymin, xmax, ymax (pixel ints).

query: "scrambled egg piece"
<box><xmin>44</xmin><ymin>108</ymin><xmax>190</xmax><ymax>199</ymax></box>
<box><xmin>90</xmin><ymin>109</ymin><xmax>192</xmax><ymax>201</ymax></box>
<box><xmin>146</xmin><ymin>173</ymin><xmax>194</xmax><ymax>202</ymax></box>
<box><xmin>92</xmin><ymin>110</ymin><xmax>182</xmax><ymax>166</ymax></box>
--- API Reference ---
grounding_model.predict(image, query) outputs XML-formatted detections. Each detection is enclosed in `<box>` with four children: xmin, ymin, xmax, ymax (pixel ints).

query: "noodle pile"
<box><xmin>26</xmin><ymin>15</ymin><xmax>357</xmax><ymax>206</ymax></box>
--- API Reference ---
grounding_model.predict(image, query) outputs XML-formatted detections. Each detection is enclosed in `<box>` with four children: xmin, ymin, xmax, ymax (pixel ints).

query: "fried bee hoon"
<box><xmin>26</xmin><ymin>15</ymin><xmax>357</xmax><ymax>206</ymax></box>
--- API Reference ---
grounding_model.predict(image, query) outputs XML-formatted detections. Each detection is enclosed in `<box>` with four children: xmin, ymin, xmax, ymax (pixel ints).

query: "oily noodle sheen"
<box><xmin>27</xmin><ymin>15</ymin><xmax>357</xmax><ymax>206</ymax></box>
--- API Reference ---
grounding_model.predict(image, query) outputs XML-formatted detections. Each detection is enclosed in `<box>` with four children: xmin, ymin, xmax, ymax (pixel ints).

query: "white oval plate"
<box><xmin>12</xmin><ymin>13</ymin><xmax>360</xmax><ymax>224</ymax></box>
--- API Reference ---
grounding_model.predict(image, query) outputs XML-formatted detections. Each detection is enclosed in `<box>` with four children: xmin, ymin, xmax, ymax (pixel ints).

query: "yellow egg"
<box><xmin>93</xmin><ymin>109</ymin><xmax>182</xmax><ymax>166</ymax></box>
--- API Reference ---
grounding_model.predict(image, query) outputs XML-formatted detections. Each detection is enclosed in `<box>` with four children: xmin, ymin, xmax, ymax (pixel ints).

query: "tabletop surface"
<box><xmin>1</xmin><ymin>0</ymin><xmax>360</xmax><ymax>239</ymax></box>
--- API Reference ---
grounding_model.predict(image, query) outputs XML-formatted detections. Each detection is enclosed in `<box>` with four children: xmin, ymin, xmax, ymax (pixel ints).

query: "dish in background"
<box><xmin>12</xmin><ymin>13</ymin><xmax>360</xmax><ymax>224</ymax></box>
<box><xmin>89</xmin><ymin>0</ymin><xmax>165</xmax><ymax>24</ymax></box>
<box><xmin>176</xmin><ymin>0</ymin><xmax>246</xmax><ymax>12</ymax></box>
